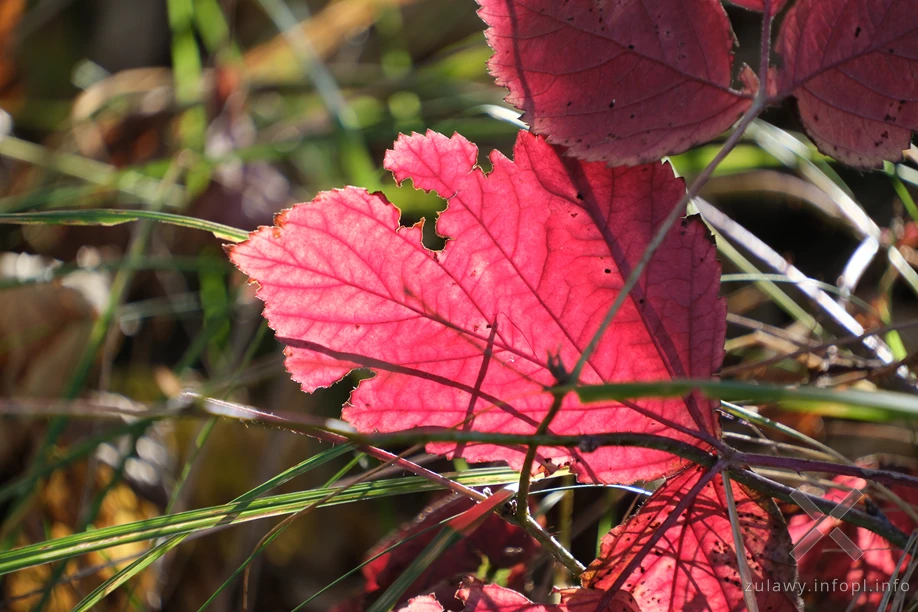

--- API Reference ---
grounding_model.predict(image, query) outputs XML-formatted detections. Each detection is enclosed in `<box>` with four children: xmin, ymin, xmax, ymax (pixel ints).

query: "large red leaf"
<box><xmin>477</xmin><ymin>0</ymin><xmax>757</xmax><ymax>166</ymax></box>
<box><xmin>786</xmin><ymin>466</ymin><xmax>917</xmax><ymax>609</ymax></box>
<box><xmin>774</xmin><ymin>0</ymin><xmax>918</xmax><ymax>168</ymax></box>
<box><xmin>229</xmin><ymin>129</ymin><xmax>725</xmax><ymax>484</ymax></box>
<box><xmin>563</xmin><ymin>466</ymin><xmax>801</xmax><ymax>611</ymax></box>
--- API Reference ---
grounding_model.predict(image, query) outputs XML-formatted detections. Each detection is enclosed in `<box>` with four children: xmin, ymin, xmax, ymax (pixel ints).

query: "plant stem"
<box><xmin>515</xmin><ymin>391</ymin><xmax>564</xmax><ymax>522</ymax></box>
<box><xmin>308</xmin><ymin>426</ymin><xmax>587</xmax><ymax>576</ymax></box>
<box><xmin>731</xmin><ymin>452</ymin><xmax>918</xmax><ymax>490</ymax></box>
<box><xmin>728</xmin><ymin>468</ymin><xmax>910</xmax><ymax>549</ymax></box>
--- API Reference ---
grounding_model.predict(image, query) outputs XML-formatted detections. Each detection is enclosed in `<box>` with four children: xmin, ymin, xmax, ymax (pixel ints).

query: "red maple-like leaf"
<box><xmin>563</xmin><ymin>466</ymin><xmax>801</xmax><ymax>611</ymax></box>
<box><xmin>774</xmin><ymin>0</ymin><xmax>918</xmax><ymax>168</ymax></box>
<box><xmin>786</xmin><ymin>465</ymin><xmax>917</xmax><ymax>610</ymax></box>
<box><xmin>229</xmin><ymin>129</ymin><xmax>725</xmax><ymax>484</ymax></box>
<box><xmin>477</xmin><ymin>0</ymin><xmax>757</xmax><ymax>166</ymax></box>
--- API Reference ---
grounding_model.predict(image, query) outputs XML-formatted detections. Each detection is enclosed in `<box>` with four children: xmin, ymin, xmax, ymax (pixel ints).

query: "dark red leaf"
<box><xmin>787</xmin><ymin>464</ymin><xmax>917</xmax><ymax>609</ymax></box>
<box><xmin>724</xmin><ymin>0</ymin><xmax>789</xmax><ymax>11</ymax></box>
<box><xmin>477</xmin><ymin>0</ymin><xmax>757</xmax><ymax>165</ymax></box>
<box><xmin>399</xmin><ymin>595</ymin><xmax>446</xmax><ymax>612</ymax></box>
<box><xmin>229</xmin><ymin>129</ymin><xmax>725</xmax><ymax>484</ymax></box>
<box><xmin>458</xmin><ymin>582</ymin><xmax>608</xmax><ymax>611</ymax></box>
<box><xmin>567</xmin><ymin>466</ymin><xmax>801</xmax><ymax>611</ymax></box>
<box><xmin>774</xmin><ymin>0</ymin><xmax>918</xmax><ymax>167</ymax></box>
<box><xmin>363</xmin><ymin>494</ymin><xmax>538</xmax><ymax>602</ymax></box>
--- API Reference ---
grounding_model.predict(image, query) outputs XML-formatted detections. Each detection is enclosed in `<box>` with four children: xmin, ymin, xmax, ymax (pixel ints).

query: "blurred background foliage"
<box><xmin>0</xmin><ymin>1</ymin><xmax>917</xmax><ymax>611</ymax></box>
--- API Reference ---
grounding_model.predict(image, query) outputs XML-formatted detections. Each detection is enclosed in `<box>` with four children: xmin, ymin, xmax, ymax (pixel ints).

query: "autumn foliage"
<box><xmin>228</xmin><ymin>0</ymin><xmax>918</xmax><ymax>610</ymax></box>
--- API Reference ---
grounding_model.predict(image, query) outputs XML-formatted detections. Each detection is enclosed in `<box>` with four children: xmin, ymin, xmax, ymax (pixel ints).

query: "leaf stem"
<box><xmin>287</xmin><ymin>419</ymin><xmax>588</xmax><ymax>576</ymax></box>
<box><xmin>728</xmin><ymin>468</ymin><xmax>910</xmax><ymax>549</ymax></box>
<box><xmin>731</xmin><ymin>452</ymin><xmax>918</xmax><ymax>490</ymax></box>
<box><xmin>515</xmin><ymin>391</ymin><xmax>564</xmax><ymax>522</ymax></box>
<box><xmin>722</xmin><ymin>471</ymin><xmax>760</xmax><ymax>612</ymax></box>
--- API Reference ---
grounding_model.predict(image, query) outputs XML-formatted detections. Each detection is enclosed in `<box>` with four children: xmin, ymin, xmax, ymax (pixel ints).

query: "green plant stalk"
<box><xmin>0</xmin><ymin>209</ymin><xmax>248</xmax><ymax>242</ymax></box>
<box><xmin>290</xmin><ymin>512</ymin><xmax>463</xmax><ymax>611</ymax></box>
<box><xmin>721</xmin><ymin>401</ymin><xmax>918</xmax><ymax>524</ymax></box>
<box><xmin>366</xmin><ymin>527</ymin><xmax>463</xmax><ymax>612</ymax></box>
<box><xmin>715</xmin><ymin>237</ymin><xmax>823</xmax><ymax>332</ymax></box>
<box><xmin>0</xmin><ymin>469</ymin><xmax>518</xmax><ymax>576</ymax></box>
<box><xmin>887</xmin><ymin>162</ymin><xmax>918</xmax><ymax>224</ymax></box>
<box><xmin>201</xmin><ymin>453</ymin><xmax>371</xmax><ymax>609</ymax></box>
<box><xmin>71</xmin><ymin>535</ymin><xmax>186</xmax><ymax>612</ymax></box>
<box><xmin>0</xmin><ymin>219</ymin><xmax>156</xmax><ymax>548</ymax></box>
<box><xmin>18</xmin><ymin>159</ymin><xmax>188</xmax><ymax>609</ymax></box>
<box><xmin>34</xmin><ymin>443</ymin><xmax>358</xmax><ymax>610</ymax></box>
<box><xmin>515</xmin><ymin>392</ymin><xmax>563</xmax><ymax>522</ymax></box>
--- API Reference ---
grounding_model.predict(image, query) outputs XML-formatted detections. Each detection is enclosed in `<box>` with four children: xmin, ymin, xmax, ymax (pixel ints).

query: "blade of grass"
<box><xmin>0</xmin><ymin>209</ymin><xmax>248</xmax><ymax>242</ymax></box>
<box><xmin>0</xmin><ymin>467</ymin><xmax>518</xmax><ymax>576</ymax></box>
<box><xmin>69</xmin><ymin>443</ymin><xmax>356</xmax><ymax>611</ymax></box>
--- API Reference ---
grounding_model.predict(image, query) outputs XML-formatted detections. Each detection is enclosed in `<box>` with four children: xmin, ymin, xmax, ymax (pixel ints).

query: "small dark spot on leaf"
<box><xmin>628</xmin><ymin>44</ymin><xmax>635</xmax><ymax>50</ymax></box>
<box><xmin>608</xmin><ymin>100</ymin><xmax>616</xmax><ymax>108</ymax></box>
<box><xmin>604</xmin><ymin>269</ymin><xmax>611</xmax><ymax>274</ymax></box>
<box><xmin>855</xmin><ymin>26</ymin><xmax>862</xmax><ymax>37</ymax></box>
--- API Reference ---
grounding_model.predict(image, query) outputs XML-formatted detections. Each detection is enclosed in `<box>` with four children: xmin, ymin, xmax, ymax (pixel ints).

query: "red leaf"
<box><xmin>363</xmin><ymin>495</ymin><xmax>538</xmax><ymax>602</ymax></box>
<box><xmin>399</xmin><ymin>595</ymin><xmax>446</xmax><ymax>612</ymax></box>
<box><xmin>569</xmin><ymin>466</ymin><xmax>801</xmax><ymax>611</ymax></box>
<box><xmin>787</xmin><ymin>465</ymin><xmax>917</xmax><ymax>609</ymax></box>
<box><xmin>477</xmin><ymin>0</ymin><xmax>757</xmax><ymax>166</ymax></box>
<box><xmin>459</xmin><ymin>583</ymin><xmax>561</xmax><ymax>611</ymax></box>
<box><xmin>229</xmin><ymin>129</ymin><xmax>725</xmax><ymax>484</ymax></box>
<box><xmin>458</xmin><ymin>582</ymin><xmax>633</xmax><ymax>611</ymax></box>
<box><xmin>774</xmin><ymin>0</ymin><xmax>918</xmax><ymax>167</ymax></box>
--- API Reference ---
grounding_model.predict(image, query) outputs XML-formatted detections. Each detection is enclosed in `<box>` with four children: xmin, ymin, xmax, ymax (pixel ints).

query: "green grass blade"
<box><xmin>366</xmin><ymin>527</ymin><xmax>462</xmax><ymax>612</ymax></box>
<box><xmin>72</xmin><ymin>535</ymin><xmax>186</xmax><ymax>612</ymax></box>
<box><xmin>0</xmin><ymin>468</ymin><xmax>517</xmax><ymax>576</ymax></box>
<box><xmin>0</xmin><ymin>209</ymin><xmax>249</xmax><ymax>242</ymax></box>
<box><xmin>573</xmin><ymin>379</ymin><xmax>918</xmax><ymax>421</ymax></box>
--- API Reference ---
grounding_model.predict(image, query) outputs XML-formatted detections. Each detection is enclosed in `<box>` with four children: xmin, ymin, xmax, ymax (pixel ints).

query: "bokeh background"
<box><xmin>1</xmin><ymin>1</ymin><xmax>917</xmax><ymax>611</ymax></box>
